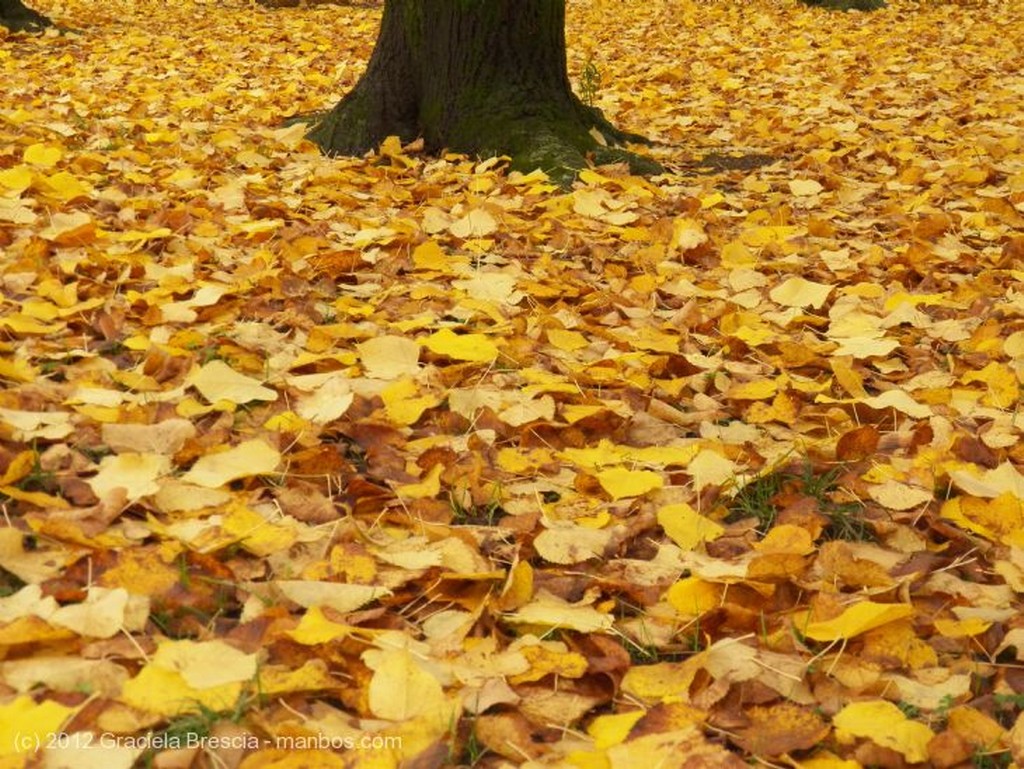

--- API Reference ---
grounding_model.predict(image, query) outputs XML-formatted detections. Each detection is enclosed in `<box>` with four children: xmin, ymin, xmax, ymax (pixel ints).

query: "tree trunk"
<box><xmin>308</xmin><ymin>0</ymin><xmax>658</xmax><ymax>183</ymax></box>
<box><xmin>0</xmin><ymin>0</ymin><xmax>52</xmax><ymax>31</ymax></box>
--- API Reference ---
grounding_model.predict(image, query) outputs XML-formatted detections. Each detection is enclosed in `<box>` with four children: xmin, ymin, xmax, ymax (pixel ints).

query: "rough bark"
<box><xmin>308</xmin><ymin>0</ymin><xmax>659</xmax><ymax>184</ymax></box>
<box><xmin>0</xmin><ymin>0</ymin><xmax>52</xmax><ymax>31</ymax></box>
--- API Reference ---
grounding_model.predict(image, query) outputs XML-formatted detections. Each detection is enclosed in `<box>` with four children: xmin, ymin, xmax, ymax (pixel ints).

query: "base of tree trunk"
<box><xmin>798</xmin><ymin>0</ymin><xmax>885</xmax><ymax>10</ymax></box>
<box><xmin>0</xmin><ymin>0</ymin><xmax>52</xmax><ymax>32</ymax></box>
<box><xmin>308</xmin><ymin>93</ymin><xmax>660</xmax><ymax>186</ymax></box>
<box><xmin>306</xmin><ymin>0</ymin><xmax>662</xmax><ymax>186</ymax></box>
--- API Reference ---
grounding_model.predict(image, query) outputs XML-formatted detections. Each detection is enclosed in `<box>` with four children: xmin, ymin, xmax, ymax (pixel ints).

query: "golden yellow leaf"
<box><xmin>510</xmin><ymin>643</ymin><xmax>588</xmax><ymax>683</ymax></box>
<box><xmin>769</xmin><ymin>277</ymin><xmax>833</xmax><ymax>308</ymax></box>
<box><xmin>833</xmin><ymin>700</ymin><xmax>933</xmax><ymax>762</ymax></box>
<box><xmin>449</xmin><ymin>208</ymin><xmax>497</xmax><ymax>239</ymax></box>
<box><xmin>726</xmin><ymin>379</ymin><xmax>778</xmax><ymax>400</ymax></box>
<box><xmin>620</xmin><ymin>658</ymin><xmax>704</xmax><ymax>703</ymax></box>
<box><xmin>547</xmin><ymin>328</ymin><xmax>590</xmax><ymax>351</ymax></box>
<box><xmin>287</xmin><ymin>606</ymin><xmax>354</xmax><ymax>645</ymax></box>
<box><xmin>366</xmin><ymin>647</ymin><xmax>447</xmax><ymax>721</ymax></box>
<box><xmin>0</xmin><ymin>696</ymin><xmax>75</xmax><ymax>754</ymax></box>
<box><xmin>23</xmin><ymin>143</ymin><xmax>62</xmax><ymax>167</ymax></box>
<box><xmin>961</xmin><ymin>362</ymin><xmax>1019</xmax><ymax>408</ymax></box>
<box><xmin>38</xmin><ymin>171</ymin><xmax>91</xmax><ymax>202</ymax></box>
<box><xmin>755</xmin><ymin>524</ymin><xmax>815</xmax><ymax>555</ymax></box>
<box><xmin>596</xmin><ymin>467</ymin><xmax>664</xmax><ymax>500</ymax></box>
<box><xmin>802</xmin><ymin>601</ymin><xmax>915</xmax><ymax>641</ymax></box>
<box><xmin>666</xmin><ymin>577</ymin><xmax>722</xmax><ymax>616</ymax></box>
<box><xmin>587</xmin><ymin>710</ymin><xmax>645</xmax><ymax>749</ymax></box>
<box><xmin>179</xmin><ymin>440</ymin><xmax>281</xmax><ymax>487</ymax></box>
<box><xmin>0</xmin><ymin>165</ymin><xmax>33</xmax><ymax>191</ymax></box>
<box><xmin>394</xmin><ymin>463</ymin><xmax>443</xmax><ymax>499</ymax></box>
<box><xmin>657</xmin><ymin>503</ymin><xmax>724</xmax><ymax>551</ymax></box>
<box><xmin>422</xmin><ymin>328</ymin><xmax>499</xmax><ymax>362</ymax></box>
<box><xmin>188</xmin><ymin>359</ymin><xmax>277</xmax><ymax>404</ymax></box>
<box><xmin>934</xmin><ymin>617</ymin><xmax>992</xmax><ymax>638</ymax></box>
<box><xmin>121</xmin><ymin>664</ymin><xmax>243</xmax><ymax>718</ymax></box>
<box><xmin>357</xmin><ymin>335</ymin><xmax>421</xmax><ymax>378</ymax></box>
<box><xmin>503</xmin><ymin>594</ymin><xmax>613</xmax><ymax>633</ymax></box>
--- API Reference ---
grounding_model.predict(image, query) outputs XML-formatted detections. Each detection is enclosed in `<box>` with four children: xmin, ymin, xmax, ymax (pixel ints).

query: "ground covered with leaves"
<box><xmin>2</xmin><ymin>0</ymin><xmax>1024</xmax><ymax>767</ymax></box>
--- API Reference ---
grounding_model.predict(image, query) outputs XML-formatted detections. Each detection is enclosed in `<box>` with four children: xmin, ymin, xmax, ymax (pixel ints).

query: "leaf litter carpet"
<box><xmin>1</xmin><ymin>0</ymin><xmax>1024</xmax><ymax>767</ymax></box>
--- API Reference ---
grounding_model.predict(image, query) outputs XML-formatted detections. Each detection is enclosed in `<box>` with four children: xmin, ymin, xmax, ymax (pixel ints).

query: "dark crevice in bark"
<box><xmin>0</xmin><ymin>0</ymin><xmax>52</xmax><ymax>31</ymax></box>
<box><xmin>307</xmin><ymin>0</ymin><xmax>661</xmax><ymax>185</ymax></box>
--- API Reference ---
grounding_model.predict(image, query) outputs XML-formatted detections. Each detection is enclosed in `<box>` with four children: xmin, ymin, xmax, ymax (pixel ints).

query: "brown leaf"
<box><xmin>836</xmin><ymin>425</ymin><xmax>880</xmax><ymax>461</ymax></box>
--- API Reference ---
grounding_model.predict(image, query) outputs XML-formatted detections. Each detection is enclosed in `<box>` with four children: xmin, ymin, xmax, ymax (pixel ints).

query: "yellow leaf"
<box><xmin>669</xmin><ymin>218</ymin><xmax>708</xmax><ymax>253</ymax></box>
<box><xmin>769</xmin><ymin>277</ymin><xmax>833</xmax><ymax>309</ymax></box>
<box><xmin>941</xmin><ymin>493</ymin><xmax>1024</xmax><ymax>543</ymax></box>
<box><xmin>221</xmin><ymin>501</ymin><xmax>296</xmax><ymax>556</ymax></box>
<box><xmin>686</xmin><ymin>449</ymin><xmax>736</xmax><ymax>490</ymax></box>
<box><xmin>0</xmin><ymin>357</ymin><xmax>38</xmax><ymax>383</ymax></box>
<box><xmin>934</xmin><ymin>617</ymin><xmax>992</xmax><ymax>638</ymax></box>
<box><xmin>511</xmin><ymin>644</ymin><xmax>588</xmax><ymax>683</ymax></box>
<box><xmin>39</xmin><ymin>210</ymin><xmax>94</xmax><ymax>242</ymax></box>
<box><xmin>755</xmin><ymin>524</ymin><xmax>815</xmax><ymax>555</ymax></box>
<box><xmin>657</xmin><ymin>503</ymin><xmax>724</xmax><ymax>551</ymax></box>
<box><xmin>449</xmin><ymin>208</ymin><xmax>498</xmax><ymax>239</ymax></box>
<box><xmin>423</xmin><ymin>328</ymin><xmax>499</xmax><ymax>362</ymax></box>
<box><xmin>395</xmin><ymin>463</ymin><xmax>443</xmax><ymax>499</ymax></box>
<box><xmin>534</xmin><ymin>526</ymin><xmax>612</xmax><ymax>564</ymax></box>
<box><xmin>0</xmin><ymin>451</ymin><xmax>36</xmax><ymax>486</ymax></box>
<box><xmin>275</xmin><ymin>580</ymin><xmax>391</xmax><ymax>613</ymax></box>
<box><xmin>948</xmin><ymin>463</ymin><xmax>1024</xmax><ymax>499</ymax></box>
<box><xmin>726</xmin><ymin>379</ymin><xmax>778</xmax><ymax>400</ymax></box>
<box><xmin>87</xmin><ymin>453</ymin><xmax>171</xmax><ymax>500</ymax></box>
<box><xmin>367</xmin><ymin>647</ymin><xmax>447</xmax><ymax>721</ymax></box>
<box><xmin>504</xmin><ymin>594</ymin><xmax>613</xmax><ymax>633</ymax></box>
<box><xmin>180</xmin><ymin>440</ymin><xmax>281</xmax><ymax>488</ymax></box>
<box><xmin>49</xmin><ymin>586</ymin><xmax>139</xmax><ymax>639</ymax></box>
<box><xmin>962</xmin><ymin>362</ymin><xmax>1019</xmax><ymax>408</ymax></box>
<box><xmin>357</xmin><ymin>335</ymin><xmax>421</xmax><ymax>379</ymax></box>
<box><xmin>382</xmin><ymin>378</ymin><xmax>438</xmax><ymax>425</ymax></box>
<box><xmin>23</xmin><ymin>143</ymin><xmax>62</xmax><ymax>167</ymax></box>
<box><xmin>0</xmin><ymin>696</ymin><xmax>75</xmax><ymax>754</ymax></box>
<box><xmin>294</xmin><ymin>375</ymin><xmax>354</xmax><ymax>424</ymax></box>
<box><xmin>802</xmin><ymin>601</ymin><xmax>915</xmax><ymax>641</ymax></box>
<box><xmin>38</xmin><ymin>171</ymin><xmax>91</xmax><ymax>202</ymax></box>
<box><xmin>0</xmin><ymin>165</ymin><xmax>33</xmax><ymax>191</ymax></box>
<box><xmin>188</xmin><ymin>360</ymin><xmax>277</xmax><ymax>404</ymax></box>
<box><xmin>667</xmin><ymin>577</ymin><xmax>722</xmax><ymax>616</ymax></box>
<box><xmin>257</xmin><ymin>660</ymin><xmax>338</xmax><ymax>695</ymax></box>
<box><xmin>497</xmin><ymin>560</ymin><xmax>533</xmax><ymax>611</ymax></box>
<box><xmin>114</xmin><ymin>227</ymin><xmax>173</xmax><ymax>243</ymax></box>
<box><xmin>287</xmin><ymin>606</ymin><xmax>353</xmax><ymax>645</ymax></box>
<box><xmin>621</xmin><ymin>658</ymin><xmax>703</xmax><ymax>703</ymax></box>
<box><xmin>596</xmin><ymin>467</ymin><xmax>663</xmax><ymax>500</ymax></box>
<box><xmin>832</xmin><ymin>700</ymin><xmax>933</xmax><ymax>762</ymax></box>
<box><xmin>789</xmin><ymin>179</ymin><xmax>824</xmax><ymax>196</ymax></box>
<box><xmin>156</xmin><ymin>639</ymin><xmax>258</xmax><ymax>688</ymax></box>
<box><xmin>797</xmin><ymin>752</ymin><xmax>862</xmax><ymax>769</ymax></box>
<box><xmin>867</xmin><ymin>481</ymin><xmax>933</xmax><ymax>512</ymax></box>
<box><xmin>120</xmin><ymin>663</ymin><xmax>243</xmax><ymax>718</ymax></box>
<box><xmin>587</xmin><ymin>710</ymin><xmax>646</xmax><ymax>748</ymax></box>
